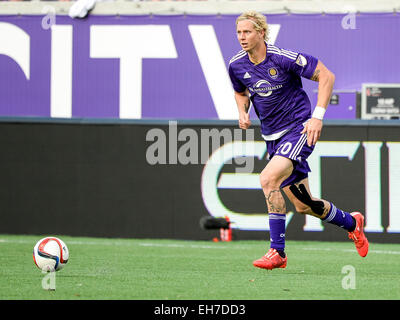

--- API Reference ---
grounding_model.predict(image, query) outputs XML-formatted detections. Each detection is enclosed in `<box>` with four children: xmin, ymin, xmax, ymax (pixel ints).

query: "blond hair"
<box><xmin>236</xmin><ymin>11</ymin><xmax>269</xmax><ymax>42</ymax></box>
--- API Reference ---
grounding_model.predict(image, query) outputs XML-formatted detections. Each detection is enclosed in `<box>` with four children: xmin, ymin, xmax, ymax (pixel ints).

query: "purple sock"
<box><xmin>322</xmin><ymin>203</ymin><xmax>356</xmax><ymax>232</ymax></box>
<box><xmin>269</xmin><ymin>213</ymin><xmax>286</xmax><ymax>252</ymax></box>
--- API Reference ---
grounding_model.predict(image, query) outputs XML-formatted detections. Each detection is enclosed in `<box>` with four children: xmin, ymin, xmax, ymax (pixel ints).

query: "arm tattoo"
<box><xmin>310</xmin><ymin>68</ymin><xmax>320</xmax><ymax>82</ymax></box>
<box><xmin>244</xmin><ymin>103</ymin><xmax>249</xmax><ymax>113</ymax></box>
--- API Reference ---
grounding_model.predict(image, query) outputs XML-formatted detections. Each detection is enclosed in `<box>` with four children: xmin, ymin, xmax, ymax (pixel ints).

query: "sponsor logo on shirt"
<box><xmin>295</xmin><ymin>54</ymin><xmax>307</xmax><ymax>67</ymax></box>
<box><xmin>243</xmin><ymin>72</ymin><xmax>251</xmax><ymax>79</ymax></box>
<box><xmin>248</xmin><ymin>79</ymin><xmax>283</xmax><ymax>97</ymax></box>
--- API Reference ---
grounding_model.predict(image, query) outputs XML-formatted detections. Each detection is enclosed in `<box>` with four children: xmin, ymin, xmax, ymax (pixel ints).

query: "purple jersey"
<box><xmin>228</xmin><ymin>43</ymin><xmax>318</xmax><ymax>138</ymax></box>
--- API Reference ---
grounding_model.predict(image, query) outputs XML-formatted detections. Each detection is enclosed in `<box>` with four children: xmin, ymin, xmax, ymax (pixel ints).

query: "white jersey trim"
<box><xmin>289</xmin><ymin>133</ymin><xmax>307</xmax><ymax>160</ymax></box>
<box><xmin>267</xmin><ymin>45</ymin><xmax>298</xmax><ymax>60</ymax></box>
<box><xmin>229</xmin><ymin>50</ymin><xmax>246</xmax><ymax>65</ymax></box>
<box><xmin>261</xmin><ymin>121</ymin><xmax>309</xmax><ymax>142</ymax></box>
<box><xmin>261</xmin><ymin>128</ymin><xmax>290</xmax><ymax>141</ymax></box>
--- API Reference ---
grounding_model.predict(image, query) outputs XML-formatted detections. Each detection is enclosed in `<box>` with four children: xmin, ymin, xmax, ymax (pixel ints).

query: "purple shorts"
<box><xmin>265</xmin><ymin>123</ymin><xmax>314</xmax><ymax>188</ymax></box>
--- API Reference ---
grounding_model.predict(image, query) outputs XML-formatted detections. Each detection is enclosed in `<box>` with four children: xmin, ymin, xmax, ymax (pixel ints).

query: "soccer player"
<box><xmin>228</xmin><ymin>11</ymin><xmax>369</xmax><ymax>270</ymax></box>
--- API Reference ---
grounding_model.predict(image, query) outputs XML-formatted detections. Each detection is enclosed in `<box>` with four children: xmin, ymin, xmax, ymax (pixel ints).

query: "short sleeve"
<box><xmin>228</xmin><ymin>63</ymin><xmax>247</xmax><ymax>93</ymax></box>
<box><xmin>280</xmin><ymin>51</ymin><xmax>319</xmax><ymax>80</ymax></box>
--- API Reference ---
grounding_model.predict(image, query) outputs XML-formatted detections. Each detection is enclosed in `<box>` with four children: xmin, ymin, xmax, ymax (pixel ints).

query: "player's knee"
<box><xmin>295</xmin><ymin>204</ymin><xmax>313</xmax><ymax>215</ymax></box>
<box><xmin>259</xmin><ymin>173</ymin><xmax>281</xmax><ymax>191</ymax></box>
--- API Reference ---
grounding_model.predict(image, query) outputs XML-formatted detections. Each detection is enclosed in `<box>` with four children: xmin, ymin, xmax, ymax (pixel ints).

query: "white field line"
<box><xmin>0</xmin><ymin>238</ymin><xmax>132</xmax><ymax>246</ymax></box>
<box><xmin>1</xmin><ymin>238</ymin><xmax>400</xmax><ymax>255</ymax></box>
<box><xmin>295</xmin><ymin>247</ymin><xmax>400</xmax><ymax>255</ymax></box>
<box><xmin>137</xmin><ymin>243</ymin><xmax>400</xmax><ymax>255</ymax></box>
<box><xmin>0</xmin><ymin>238</ymin><xmax>238</xmax><ymax>249</ymax></box>
<box><xmin>138</xmin><ymin>242</ymin><xmax>229</xmax><ymax>250</ymax></box>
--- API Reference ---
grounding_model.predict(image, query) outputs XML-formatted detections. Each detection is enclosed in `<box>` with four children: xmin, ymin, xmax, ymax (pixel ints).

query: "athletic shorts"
<box><xmin>265</xmin><ymin>122</ymin><xmax>314</xmax><ymax>188</ymax></box>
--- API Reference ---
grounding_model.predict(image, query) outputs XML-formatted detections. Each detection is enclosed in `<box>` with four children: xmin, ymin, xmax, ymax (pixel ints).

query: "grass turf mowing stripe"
<box><xmin>1</xmin><ymin>234</ymin><xmax>400</xmax><ymax>300</ymax></box>
<box><xmin>3</xmin><ymin>237</ymin><xmax>400</xmax><ymax>255</ymax></box>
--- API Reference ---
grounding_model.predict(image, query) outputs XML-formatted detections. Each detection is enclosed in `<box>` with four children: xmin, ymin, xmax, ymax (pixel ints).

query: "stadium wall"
<box><xmin>0</xmin><ymin>13</ymin><xmax>400</xmax><ymax>120</ymax></box>
<box><xmin>1</xmin><ymin>5</ymin><xmax>400</xmax><ymax>244</ymax></box>
<box><xmin>1</xmin><ymin>118</ymin><xmax>400</xmax><ymax>244</ymax></box>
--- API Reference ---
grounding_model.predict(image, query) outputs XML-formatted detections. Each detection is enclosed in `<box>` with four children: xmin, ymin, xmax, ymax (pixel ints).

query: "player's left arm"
<box><xmin>301</xmin><ymin>60</ymin><xmax>335</xmax><ymax>146</ymax></box>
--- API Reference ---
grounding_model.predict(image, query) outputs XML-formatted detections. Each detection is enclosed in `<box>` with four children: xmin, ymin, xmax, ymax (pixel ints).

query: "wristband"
<box><xmin>312</xmin><ymin>106</ymin><xmax>326</xmax><ymax>120</ymax></box>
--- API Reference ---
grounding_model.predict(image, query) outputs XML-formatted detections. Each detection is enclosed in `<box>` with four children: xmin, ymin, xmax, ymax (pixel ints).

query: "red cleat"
<box><xmin>253</xmin><ymin>248</ymin><xmax>287</xmax><ymax>270</ymax></box>
<box><xmin>348</xmin><ymin>212</ymin><xmax>369</xmax><ymax>257</ymax></box>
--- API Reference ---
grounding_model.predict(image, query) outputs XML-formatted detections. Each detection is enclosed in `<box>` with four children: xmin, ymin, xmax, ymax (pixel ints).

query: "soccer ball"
<box><xmin>33</xmin><ymin>237</ymin><xmax>69</xmax><ymax>272</ymax></box>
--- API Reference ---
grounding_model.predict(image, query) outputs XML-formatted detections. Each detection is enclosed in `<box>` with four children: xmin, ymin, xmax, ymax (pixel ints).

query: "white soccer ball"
<box><xmin>33</xmin><ymin>237</ymin><xmax>69</xmax><ymax>272</ymax></box>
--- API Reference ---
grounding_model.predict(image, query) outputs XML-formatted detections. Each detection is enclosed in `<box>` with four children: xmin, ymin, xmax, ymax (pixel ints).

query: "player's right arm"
<box><xmin>228</xmin><ymin>59</ymin><xmax>251</xmax><ymax>129</ymax></box>
<box><xmin>234</xmin><ymin>90</ymin><xmax>251</xmax><ymax>129</ymax></box>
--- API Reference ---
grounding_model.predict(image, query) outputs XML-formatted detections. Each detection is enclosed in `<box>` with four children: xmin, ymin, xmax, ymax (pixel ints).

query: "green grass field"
<box><xmin>1</xmin><ymin>234</ymin><xmax>399</xmax><ymax>300</ymax></box>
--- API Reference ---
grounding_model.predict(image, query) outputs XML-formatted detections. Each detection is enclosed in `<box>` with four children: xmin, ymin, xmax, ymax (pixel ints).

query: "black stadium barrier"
<box><xmin>1</xmin><ymin>117</ymin><xmax>400</xmax><ymax>244</ymax></box>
